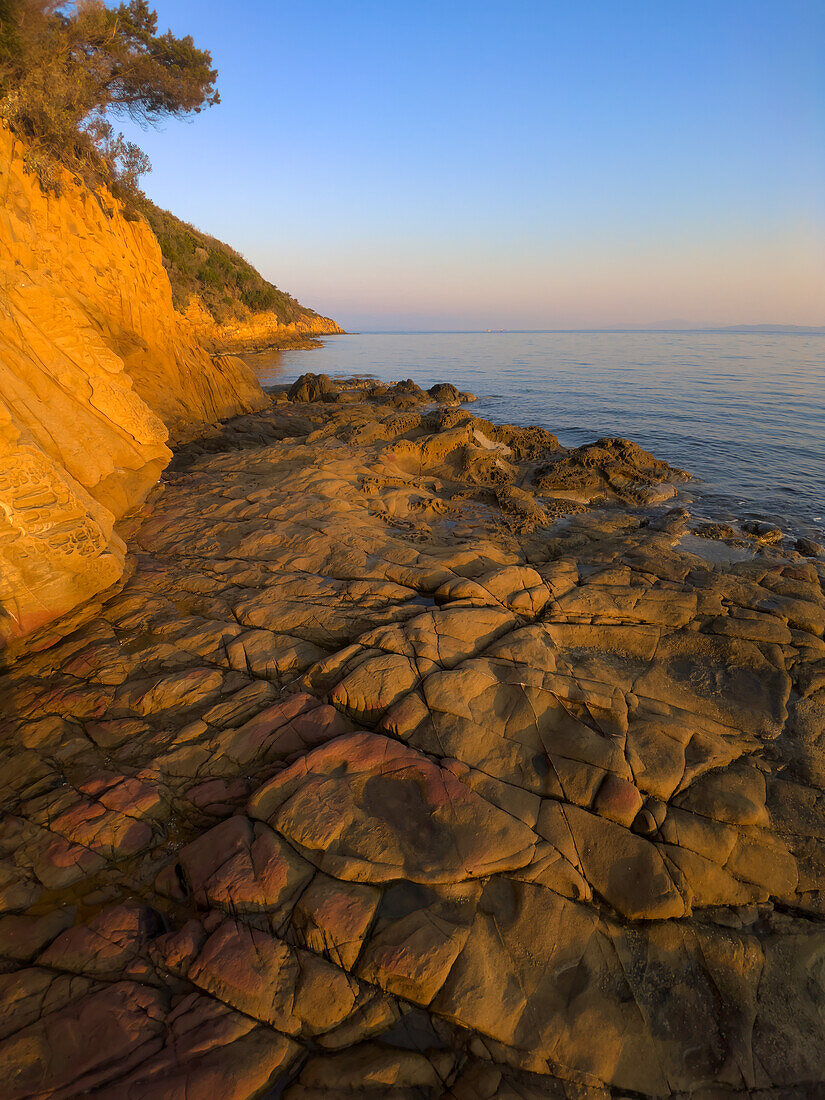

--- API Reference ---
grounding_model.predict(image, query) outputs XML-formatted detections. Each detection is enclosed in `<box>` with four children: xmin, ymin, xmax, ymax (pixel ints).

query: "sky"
<box><xmin>121</xmin><ymin>1</ymin><xmax>825</xmax><ymax>331</ymax></box>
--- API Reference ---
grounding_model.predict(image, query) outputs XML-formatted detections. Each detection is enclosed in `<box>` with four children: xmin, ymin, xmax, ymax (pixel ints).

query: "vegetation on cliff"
<box><xmin>0</xmin><ymin>0</ymin><xmax>340</xmax><ymax>335</ymax></box>
<box><xmin>140</xmin><ymin>199</ymin><xmax>326</xmax><ymax>326</ymax></box>
<box><xmin>0</xmin><ymin>0</ymin><xmax>218</xmax><ymax>194</ymax></box>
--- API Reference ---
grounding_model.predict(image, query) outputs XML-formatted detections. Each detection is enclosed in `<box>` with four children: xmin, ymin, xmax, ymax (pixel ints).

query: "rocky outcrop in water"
<box><xmin>0</xmin><ymin>128</ymin><xmax>267</xmax><ymax>644</ymax></box>
<box><xmin>1</xmin><ymin>377</ymin><xmax>823</xmax><ymax>1097</ymax></box>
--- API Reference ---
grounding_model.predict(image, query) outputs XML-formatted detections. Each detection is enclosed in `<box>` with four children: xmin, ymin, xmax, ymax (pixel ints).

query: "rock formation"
<box><xmin>138</xmin><ymin>198</ymin><xmax>343</xmax><ymax>354</ymax></box>
<box><xmin>0</xmin><ymin>128</ymin><xmax>268</xmax><ymax>643</ymax></box>
<box><xmin>183</xmin><ymin>298</ymin><xmax>345</xmax><ymax>355</ymax></box>
<box><xmin>1</xmin><ymin>376</ymin><xmax>823</xmax><ymax>1097</ymax></box>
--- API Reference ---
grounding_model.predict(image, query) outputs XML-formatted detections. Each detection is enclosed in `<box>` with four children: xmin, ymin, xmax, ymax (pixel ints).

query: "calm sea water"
<box><xmin>251</xmin><ymin>332</ymin><xmax>825</xmax><ymax>540</ymax></box>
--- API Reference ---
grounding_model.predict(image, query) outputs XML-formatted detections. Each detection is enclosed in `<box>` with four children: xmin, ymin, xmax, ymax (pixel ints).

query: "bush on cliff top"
<box><xmin>0</xmin><ymin>1</ymin><xmax>328</xmax><ymax>329</ymax></box>
<box><xmin>0</xmin><ymin>0</ymin><xmax>218</xmax><ymax>194</ymax></box>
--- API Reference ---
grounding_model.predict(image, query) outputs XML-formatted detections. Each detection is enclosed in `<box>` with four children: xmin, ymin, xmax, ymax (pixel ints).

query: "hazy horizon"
<box><xmin>342</xmin><ymin>323</ymin><xmax>825</xmax><ymax>336</ymax></box>
<box><xmin>123</xmin><ymin>1</ymin><xmax>825</xmax><ymax>331</ymax></box>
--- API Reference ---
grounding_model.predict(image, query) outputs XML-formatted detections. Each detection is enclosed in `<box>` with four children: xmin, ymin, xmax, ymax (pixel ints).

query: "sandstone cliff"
<box><xmin>0</xmin><ymin>127</ymin><xmax>268</xmax><ymax>645</ymax></box>
<box><xmin>183</xmin><ymin>296</ymin><xmax>344</xmax><ymax>355</ymax></box>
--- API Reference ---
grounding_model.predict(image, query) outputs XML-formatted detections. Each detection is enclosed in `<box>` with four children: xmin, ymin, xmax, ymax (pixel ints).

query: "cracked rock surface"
<box><xmin>1</xmin><ymin>377</ymin><xmax>824</xmax><ymax>1098</ymax></box>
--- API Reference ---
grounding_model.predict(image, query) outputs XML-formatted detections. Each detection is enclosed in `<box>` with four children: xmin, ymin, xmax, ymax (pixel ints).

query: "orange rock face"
<box><xmin>183</xmin><ymin>296</ymin><xmax>344</xmax><ymax>354</ymax></box>
<box><xmin>0</xmin><ymin>128</ymin><xmax>267</xmax><ymax>643</ymax></box>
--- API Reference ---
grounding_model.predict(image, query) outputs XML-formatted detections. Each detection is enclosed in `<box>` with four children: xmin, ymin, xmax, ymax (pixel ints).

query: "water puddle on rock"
<box><xmin>676</xmin><ymin>533</ymin><xmax>758</xmax><ymax>566</ymax></box>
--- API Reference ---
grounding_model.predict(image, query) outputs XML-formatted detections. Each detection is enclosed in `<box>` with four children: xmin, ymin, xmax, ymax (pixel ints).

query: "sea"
<box><xmin>249</xmin><ymin>331</ymin><xmax>825</xmax><ymax>541</ymax></box>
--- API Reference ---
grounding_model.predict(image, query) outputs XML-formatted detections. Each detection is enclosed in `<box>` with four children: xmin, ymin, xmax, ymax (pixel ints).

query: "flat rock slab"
<box><xmin>0</xmin><ymin>387</ymin><xmax>823</xmax><ymax>1097</ymax></box>
<box><xmin>248</xmin><ymin>732</ymin><xmax>537</xmax><ymax>883</ymax></box>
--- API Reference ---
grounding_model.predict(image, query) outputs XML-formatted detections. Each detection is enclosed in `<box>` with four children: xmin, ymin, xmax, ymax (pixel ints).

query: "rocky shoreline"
<box><xmin>1</xmin><ymin>375</ymin><xmax>824</xmax><ymax>1098</ymax></box>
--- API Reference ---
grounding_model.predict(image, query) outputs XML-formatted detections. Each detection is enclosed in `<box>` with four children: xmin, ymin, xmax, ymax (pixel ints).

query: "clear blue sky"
<box><xmin>123</xmin><ymin>1</ymin><xmax>825</xmax><ymax>330</ymax></box>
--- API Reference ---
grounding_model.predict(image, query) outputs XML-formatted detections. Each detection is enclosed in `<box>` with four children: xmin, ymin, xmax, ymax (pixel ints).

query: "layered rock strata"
<box><xmin>184</xmin><ymin>298</ymin><xmax>344</xmax><ymax>355</ymax></box>
<box><xmin>0</xmin><ymin>129</ymin><xmax>267</xmax><ymax>643</ymax></box>
<box><xmin>0</xmin><ymin>378</ymin><xmax>824</xmax><ymax>1097</ymax></box>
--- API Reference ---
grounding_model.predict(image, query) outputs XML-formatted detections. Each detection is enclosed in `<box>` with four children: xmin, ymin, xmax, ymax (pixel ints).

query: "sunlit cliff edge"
<box><xmin>183</xmin><ymin>297</ymin><xmax>345</xmax><ymax>355</ymax></box>
<box><xmin>0</xmin><ymin>126</ymin><xmax>289</xmax><ymax>645</ymax></box>
<box><xmin>139</xmin><ymin>201</ymin><xmax>344</xmax><ymax>353</ymax></box>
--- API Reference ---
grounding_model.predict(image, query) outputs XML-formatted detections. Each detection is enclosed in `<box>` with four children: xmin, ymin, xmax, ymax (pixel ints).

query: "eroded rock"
<box><xmin>0</xmin><ymin>381</ymin><xmax>822</xmax><ymax>1096</ymax></box>
<box><xmin>248</xmin><ymin>732</ymin><xmax>537</xmax><ymax>883</ymax></box>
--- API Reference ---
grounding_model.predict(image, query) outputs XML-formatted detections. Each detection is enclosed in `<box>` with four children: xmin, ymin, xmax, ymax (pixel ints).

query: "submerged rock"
<box><xmin>694</xmin><ymin>521</ymin><xmax>741</xmax><ymax>541</ymax></box>
<box><xmin>743</xmin><ymin>519</ymin><xmax>784</xmax><ymax>544</ymax></box>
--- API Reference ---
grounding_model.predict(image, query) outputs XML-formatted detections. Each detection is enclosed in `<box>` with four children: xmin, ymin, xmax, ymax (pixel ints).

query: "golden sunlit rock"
<box><xmin>0</xmin><ymin>128</ymin><xmax>267</xmax><ymax>643</ymax></box>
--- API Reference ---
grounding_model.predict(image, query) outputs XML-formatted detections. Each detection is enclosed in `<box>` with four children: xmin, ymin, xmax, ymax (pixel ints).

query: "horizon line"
<box><xmin>331</xmin><ymin>324</ymin><xmax>825</xmax><ymax>336</ymax></box>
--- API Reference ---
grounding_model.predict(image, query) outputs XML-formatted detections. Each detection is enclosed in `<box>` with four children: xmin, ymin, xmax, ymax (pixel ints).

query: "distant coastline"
<box><xmin>356</xmin><ymin>325</ymin><xmax>825</xmax><ymax>336</ymax></box>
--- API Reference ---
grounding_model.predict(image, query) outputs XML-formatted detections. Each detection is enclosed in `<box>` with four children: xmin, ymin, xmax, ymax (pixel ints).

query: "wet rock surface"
<box><xmin>1</xmin><ymin>375</ymin><xmax>824</xmax><ymax>1097</ymax></box>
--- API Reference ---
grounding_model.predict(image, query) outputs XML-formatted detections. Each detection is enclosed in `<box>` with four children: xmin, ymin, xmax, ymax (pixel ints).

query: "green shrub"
<box><xmin>0</xmin><ymin>0</ymin><xmax>218</xmax><ymax>195</ymax></box>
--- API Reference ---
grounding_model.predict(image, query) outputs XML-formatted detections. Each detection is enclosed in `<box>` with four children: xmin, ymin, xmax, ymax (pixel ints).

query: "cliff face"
<box><xmin>183</xmin><ymin>297</ymin><xmax>344</xmax><ymax>354</ymax></box>
<box><xmin>0</xmin><ymin>128</ymin><xmax>267</xmax><ymax>645</ymax></box>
